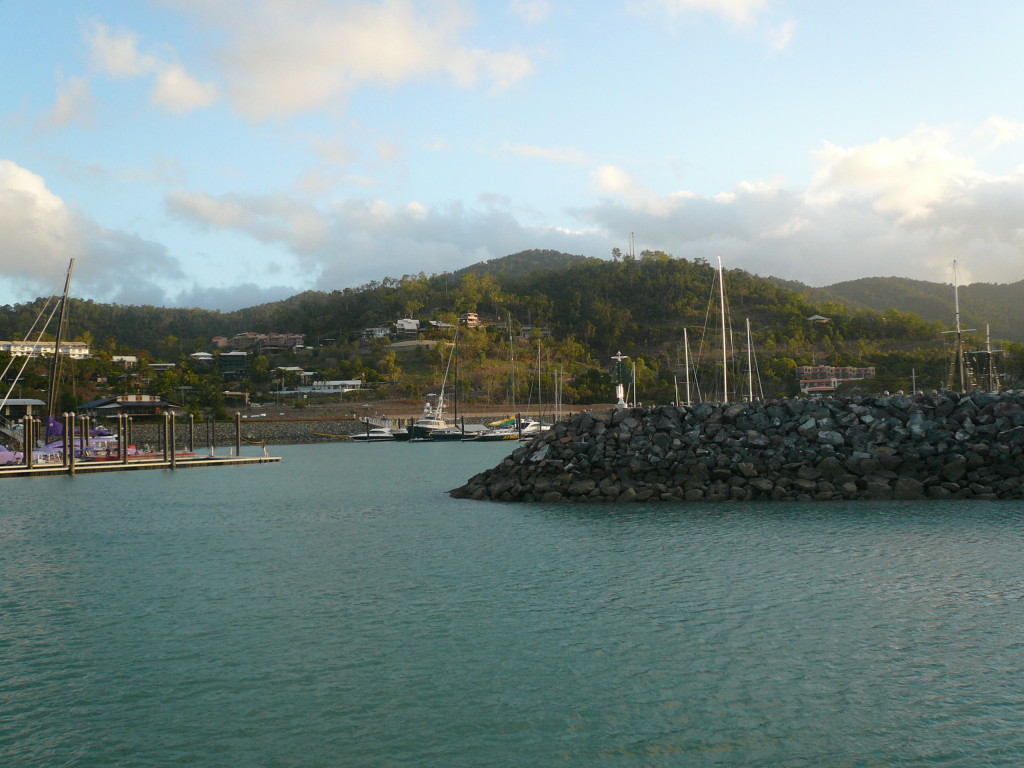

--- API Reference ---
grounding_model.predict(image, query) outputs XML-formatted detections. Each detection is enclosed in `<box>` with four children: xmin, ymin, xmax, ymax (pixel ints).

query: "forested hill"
<box><xmin>0</xmin><ymin>249</ymin><xmax>976</xmax><ymax>361</ymax></box>
<box><xmin>0</xmin><ymin>298</ymin><xmax>232</xmax><ymax>353</ymax></box>
<box><xmin>451</xmin><ymin>249</ymin><xmax>598</xmax><ymax>280</ymax></box>
<box><xmin>774</xmin><ymin>276</ymin><xmax>1024</xmax><ymax>342</ymax></box>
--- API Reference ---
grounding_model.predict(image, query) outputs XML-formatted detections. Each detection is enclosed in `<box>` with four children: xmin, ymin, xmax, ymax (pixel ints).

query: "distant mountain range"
<box><xmin>770</xmin><ymin>276</ymin><xmax>1024</xmax><ymax>342</ymax></box>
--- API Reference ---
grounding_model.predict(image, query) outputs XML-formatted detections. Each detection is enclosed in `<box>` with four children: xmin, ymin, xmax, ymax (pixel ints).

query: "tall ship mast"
<box><xmin>942</xmin><ymin>260</ymin><xmax>977</xmax><ymax>392</ymax></box>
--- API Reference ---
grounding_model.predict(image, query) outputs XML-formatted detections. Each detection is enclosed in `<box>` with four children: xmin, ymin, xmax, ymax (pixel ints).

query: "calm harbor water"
<box><xmin>3</xmin><ymin>441</ymin><xmax>1024</xmax><ymax>767</ymax></box>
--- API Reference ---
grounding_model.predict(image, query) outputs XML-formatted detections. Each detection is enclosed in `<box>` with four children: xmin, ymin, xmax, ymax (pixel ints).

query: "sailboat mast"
<box><xmin>683</xmin><ymin>327</ymin><xmax>691</xmax><ymax>406</ymax></box>
<box><xmin>953</xmin><ymin>259</ymin><xmax>965</xmax><ymax>392</ymax></box>
<box><xmin>454</xmin><ymin>327</ymin><xmax>459</xmax><ymax>423</ymax></box>
<box><xmin>536</xmin><ymin>339</ymin><xmax>542</xmax><ymax>421</ymax></box>
<box><xmin>746</xmin><ymin>318</ymin><xmax>753</xmax><ymax>401</ymax></box>
<box><xmin>986</xmin><ymin>324</ymin><xmax>998</xmax><ymax>393</ymax></box>
<box><xmin>508</xmin><ymin>316</ymin><xmax>516</xmax><ymax>410</ymax></box>
<box><xmin>46</xmin><ymin>258</ymin><xmax>75</xmax><ymax>423</ymax></box>
<box><xmin>717</xmin><ymin>257</ymin><xmax>728</xmax><ymax>403</ymax></box>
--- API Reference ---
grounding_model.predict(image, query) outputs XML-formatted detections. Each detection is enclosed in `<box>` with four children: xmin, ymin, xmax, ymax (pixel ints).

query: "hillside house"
<box><xmin>361</xmin><ymin>326</ymin><xmax>391</xmax><ymax>341</ymax></box>
<box><xmin>220</xmin><ymin>350</ymin><xmax>248</xmax><ymax>377</ymax></box>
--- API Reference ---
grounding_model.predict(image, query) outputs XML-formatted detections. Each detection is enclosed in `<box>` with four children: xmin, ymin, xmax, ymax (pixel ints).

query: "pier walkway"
<box><xmin>0</xmin><ymin>453</ymin><xmax>281</xmax><ymax>479</ymax></box>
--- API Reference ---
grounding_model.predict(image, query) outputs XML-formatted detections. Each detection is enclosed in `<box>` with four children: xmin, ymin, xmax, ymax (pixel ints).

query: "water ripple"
<box><xmin>3</xmin><ymin>444</ymin><xmax>1024</xmax><ymax>766</ymax></box>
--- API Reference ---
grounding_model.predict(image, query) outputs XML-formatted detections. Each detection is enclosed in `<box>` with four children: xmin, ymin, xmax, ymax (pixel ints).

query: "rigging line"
<box><xmin>693</xmin><ymin>271</ymin><xmax>719</xmax><ymax>401</ymax></box>
<box><xmin>753</xmin><ymin>340</ymin><xmax>765</xmax><ymax>400</ymax></box>
<box><xmin>0</xmin><ymin>297</ymin><xmax>54</xmax><ymax>384</ymax></box>
<box><xmin>0</xmin><ymin>297</ymin><xmax>63</xmax><ymax>412</ymax></box>
<box><xmin>55</xmin><ymin>295</ymin><xmax>74</xmax><ymax>411</ymax></box>
<box><xmin>749</xmin><ymin>325</ymin><xmax>765</xmax><ymax>400</ymax></box>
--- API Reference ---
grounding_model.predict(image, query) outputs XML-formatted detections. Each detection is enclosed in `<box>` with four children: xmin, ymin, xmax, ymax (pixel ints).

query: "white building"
<box><xmin>0</xmin><ymin>340</ymin><xmax>90</xmax><ymax>359</ymax></box>
<box><xmin>305</xmin><ymin>380</ymin><xmax>362</xmax><ymax>394</ymax></box>
<box><xmin>362</xmin><ymin>326</ymin><xmax>390</xmax><ymax>340</ymax></box>
<box><xmin>276</xmin><ymin>379</ymin><xmax>362</xmax><ymax>396</ymax></box>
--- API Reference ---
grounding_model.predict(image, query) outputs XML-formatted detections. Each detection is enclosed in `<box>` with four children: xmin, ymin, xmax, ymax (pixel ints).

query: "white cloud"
<box><xmin>0</xmin><ymin>160</ymin><xmax>77</xmax><ymax>287</ymax></box>
<box><xmin>151</xmin><ymin>64</ymin><xmax>219</xmax><ymax>113</ymax></box>
<box><xmin>502</xmin><ymin>142</ymin><xmax>590</xmax><ymax>166</ymax></box>
<box><xmin>0</xmin><ymin>160</ymin><xmax>184</xmax><ymax>304</ymax></box>
<box><xmin>570</xmin><ymin>124</ymin><xmax>1024</xmax><ymax>286</ymax></box>
<box><xmin>631</xmin><ymin>0</ymin><xmax>772</xmax><ymax>25</ymax></box>
<box><xmin>86</xmin><ymin>21</ymin><xmax>158</xmax><ymax>78</ymax></box>
<box><xmin>166</xmin><ymin>191</ymin><xmax>255</xmax><ymax>229</ymax></box>
<box><xmin>164</xmin><ymin>187</ymin><xmax>605</xmax><ymax>289</ymax></box>
<box><xmin>165</xmin><ymin>0</ymin><xmax>534</xmax><ymax>119</ymax></box>
<box><xmin>766</xmin><ymin>18</ymin><xmax>796</xmax><ymax>51</ymax></box>
<box><xmin>509</xmin><ymin>0</ymin><xmax>550</xmax><ymax>25</ymax></box>
<box><xmin>592</xmin><ymin>164</ymin><xmax>684</xmax><ymax>216</ymax></box>
<box><xmin>40</xmin><ymin>74</ymin><xmax>93</xmax><ymax>128</ymax></box>
<box><xmin>975</xmin><ymin>115</ymin><xmax>1024</xmax><ymax>149</ymax></box>
<box><xmin>167</xmin><ymin>190</ymin><xmax>330</xmax><ymax>262</ymax></box>
<box><xmin>84</xmin><ymin>20</ymin><xmax>218</xmax><ymax>115</ymax></box>
<box><xmin>808</xmin><ymin>126</ymin><xmax>976</xmax><ymax>222</ymax></box>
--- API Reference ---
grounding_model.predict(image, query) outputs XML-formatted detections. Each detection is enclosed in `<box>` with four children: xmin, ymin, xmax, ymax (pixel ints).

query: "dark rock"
<box><xmin>448</xmin><ymin>395</ymin><xmax>1024</xmax><ymax>503</ymax></box>
<box><xmin>893</xmin><ymin>477</ymin><xmax>925</xmax><ymax>500</ymax></box>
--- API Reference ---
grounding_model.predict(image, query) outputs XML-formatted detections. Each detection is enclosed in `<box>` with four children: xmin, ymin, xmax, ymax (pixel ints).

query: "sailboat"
<box><xmin>465</xmin><ymin>317</ymin><xmax>523</xmax><ymax>441</ymax></box>
<box><xmin>409</xmin><ymin>328</ymin><xmax>458</xmax><ymax>440</ymax></box>
<box><xmin>1</xmin><ymin>261</ymin><xmax>125</xmax><ymax>463</ymax></box>
<box><xmin>686</xmin><ymin>257</ymin><xmax>763</xmax><ymax>404</ymax></box>
<box><xmin>687</xmin><ymin>256</ymin><xmax>733</xmax><ymax>403</ymax></box>
<box><xmin>0</xmin><ymin>260</ymin><xmax>78</xmax><ymax>462</ymax></box>
<box><xmin>518</xmin><ymin>339</ymin><xmax>551</xmax><ymax>440</ymax></box>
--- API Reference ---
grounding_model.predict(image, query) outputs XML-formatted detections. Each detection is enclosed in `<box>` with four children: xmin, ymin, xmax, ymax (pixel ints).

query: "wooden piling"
<box><xmin>68</xmin><ymin>412</ymin><xmax>76</xmax><ymax>475</ymax></box>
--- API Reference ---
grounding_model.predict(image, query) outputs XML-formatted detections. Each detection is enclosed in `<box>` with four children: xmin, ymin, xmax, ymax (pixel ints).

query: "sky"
<box><xmin>3</xmin><ymin>0</ymin><xmax>1024</xmax><ymax>311</ymax></box>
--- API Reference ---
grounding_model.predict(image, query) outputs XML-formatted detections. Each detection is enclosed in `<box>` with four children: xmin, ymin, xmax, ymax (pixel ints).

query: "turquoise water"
<box><xmin>3</xmin><ymin>442</ymin><xmax>1024</xmax><ymax>767</ymax></box>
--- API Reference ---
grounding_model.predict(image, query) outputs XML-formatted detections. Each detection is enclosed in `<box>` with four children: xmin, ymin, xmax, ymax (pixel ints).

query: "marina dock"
<box><xmin>1</xmin><ymin>412</ymin><xmax>280</xmax><ymax>479</ymax></box>
<box><xmin>0</xmin><ymin>453</ymin><xmax>281</xmax><ymax>479</ymax></box>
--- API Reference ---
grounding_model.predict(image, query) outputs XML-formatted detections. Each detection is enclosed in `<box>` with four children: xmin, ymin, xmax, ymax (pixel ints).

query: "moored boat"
<box><xmin>352</xmin><ymin>427</ymin><xmax>397</xmax><ymax>442</ymax></box>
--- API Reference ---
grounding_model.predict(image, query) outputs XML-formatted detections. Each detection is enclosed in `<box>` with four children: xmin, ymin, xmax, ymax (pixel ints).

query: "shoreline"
<box><xmin>126</xmin><ymin>408</ymin><xmax>605</xmax><ymax>447</ymax></box>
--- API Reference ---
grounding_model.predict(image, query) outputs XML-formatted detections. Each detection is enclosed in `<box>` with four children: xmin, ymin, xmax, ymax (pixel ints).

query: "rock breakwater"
<box><xmin>449</xmin><ymin>391</ymin><xmax>1024</xmax><ymax>502</ymax></box>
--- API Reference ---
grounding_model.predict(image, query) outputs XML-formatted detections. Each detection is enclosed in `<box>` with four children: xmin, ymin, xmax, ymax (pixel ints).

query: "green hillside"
<box><xmin>774</xmin><ymin>276</ymin><xmax>1024</xmax><ymax>342</ymax></box>
<box><xmin>3</xmin><ymin>250</ymin><xmax>1023</xmax><ymax>412</ymax></box>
